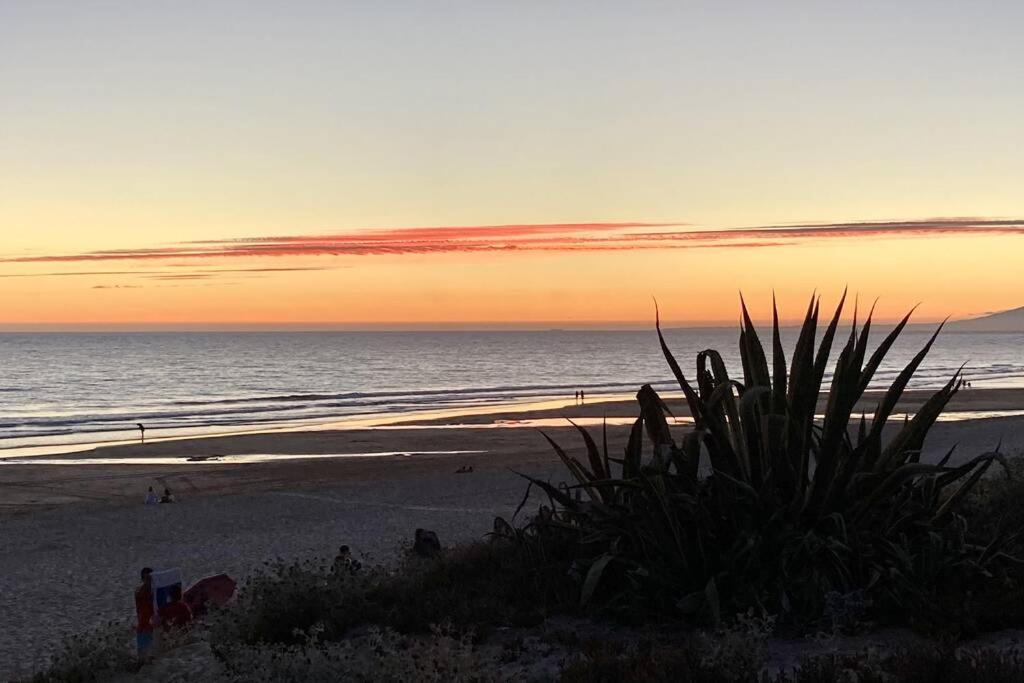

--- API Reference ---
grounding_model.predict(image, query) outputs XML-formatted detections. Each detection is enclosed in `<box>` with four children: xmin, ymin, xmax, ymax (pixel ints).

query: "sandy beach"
<box><xmin>3</xmin><ymin>388</ymin><xmax>1024</xmax><ymax>678</ymax></box>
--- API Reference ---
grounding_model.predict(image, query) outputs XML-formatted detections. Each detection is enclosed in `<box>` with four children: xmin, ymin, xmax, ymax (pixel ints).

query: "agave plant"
<box><xmin>508</xmin><ymin>293</ymin><xmax>1010</xmax><ymax>625</ymax></box>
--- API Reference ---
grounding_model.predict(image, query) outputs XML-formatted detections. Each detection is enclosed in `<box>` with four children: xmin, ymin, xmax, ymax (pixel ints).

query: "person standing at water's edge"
<box><xmin>134</xmin><ymin>567</ymin><xmax>156</xmax><ymax>658</ymax></box>
<box><xmin>137</xmin><ymin>423</ymin><xmax>145</xmax><ymax>444</ymax></box>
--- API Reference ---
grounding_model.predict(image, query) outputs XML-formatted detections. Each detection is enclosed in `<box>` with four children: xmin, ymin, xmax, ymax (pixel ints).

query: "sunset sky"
<box><xmin>2</xmin><ymin>2</ymin><xmax>1022</xmax><ymax>329</ymax></box>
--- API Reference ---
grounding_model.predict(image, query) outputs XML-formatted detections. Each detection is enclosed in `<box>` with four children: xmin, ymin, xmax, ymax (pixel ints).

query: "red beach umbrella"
<box><xmin>183</xmin><ymin>573</ymin><xmax>236</xmax><ymax>615</ymax></box>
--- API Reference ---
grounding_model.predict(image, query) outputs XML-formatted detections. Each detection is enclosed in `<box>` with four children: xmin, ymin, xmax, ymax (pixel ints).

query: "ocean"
<box><xmin>1</xmin><ymin>329</ymin><xmax>1022</xmax><ymax>453</ymax></box>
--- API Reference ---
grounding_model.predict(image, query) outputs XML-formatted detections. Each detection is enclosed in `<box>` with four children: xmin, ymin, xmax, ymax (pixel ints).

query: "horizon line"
<box><xmin>0</xmin><ymin>316</ymin><xmax>971</xmax><ymax>333</ymax></box>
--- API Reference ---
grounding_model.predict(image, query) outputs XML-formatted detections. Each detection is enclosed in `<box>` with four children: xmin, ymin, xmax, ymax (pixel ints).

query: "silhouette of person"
<box><xmin>574</xmin><ymin>390</ymin><xmax>579</xmax><ymax>405</ymax></box>
<box><xmin>135</xmin><ymin>567</ymin><xmax>155</xmax><ymax>657</ymax></box>
<box><xmin>580</xmin><ymin>390</ymin><xmax>585</xmax><ymax>405</ymax></box>
<box><xmin>137</xmin><ymin>423</ymin><xmax>145</xmax><ymax>444</ymax></box>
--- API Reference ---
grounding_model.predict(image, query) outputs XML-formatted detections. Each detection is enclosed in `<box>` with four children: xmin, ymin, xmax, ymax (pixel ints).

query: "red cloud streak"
<box><xmin>2</xmin><ymin>218</ymin><xmax>1021</xmax><ymax>266</ymax></box>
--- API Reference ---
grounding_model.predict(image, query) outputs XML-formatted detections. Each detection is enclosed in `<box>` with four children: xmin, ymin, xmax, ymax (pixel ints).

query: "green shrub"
<box><xmin>789</xmin><ymin>646</ymin><xmax>1024</xmax><ymax>683</ymax></box>
<box><xmin>209</xmin><ymin>542</ymin><xmax>576</xmax><ymax>651</ymax></box>
<box><xmin>510</xmin><ymin>294</ymin><xmax>1013</xmax><ymax>629</ymax></box>
<box><xmin>25</xmin><ymin>620</ymin><xmax>139</xmax><ymax>683</ymax></box>
<box><xmin>561</xmin><ymin>641</ymin><xmax>1024</xmax><ymax>683</ymax></box>
<box><xmin>216</xmin><ymin>624</ymin><xmax>501</xmax><ymax>683</ymax></box>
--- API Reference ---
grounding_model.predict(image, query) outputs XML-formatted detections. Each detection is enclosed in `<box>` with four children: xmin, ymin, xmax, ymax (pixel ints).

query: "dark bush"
<box><xmin>209</xmin><ymin>541</ymin><xmax>577</xmax><ymax>651</ymax></box>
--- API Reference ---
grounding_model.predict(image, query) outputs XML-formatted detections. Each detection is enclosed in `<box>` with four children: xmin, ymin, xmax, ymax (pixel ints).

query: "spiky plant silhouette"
<box><xmin>505</xmin><ymin>293</ymin><xmax>1010</xmax><ymax>625</ymax></box>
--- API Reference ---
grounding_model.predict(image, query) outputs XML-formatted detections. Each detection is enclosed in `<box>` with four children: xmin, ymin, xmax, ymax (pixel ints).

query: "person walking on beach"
<box><xmin>574</xmin><ymin>390</ymin><xmax>579</xmax><ymax>405</ymax></box>
<box><xmin>135</xmin><ymin>567</ymin><xmax>156</xmax><ymax>658</ymax></box>
<box><xmin>580</xmin><ymin>390</ymin><xmax>585</xmax><ymax>405</ymax></box>
<box><xmin>136</xmin><ymin>423</ymin><xmax>145</xmax><ymax>444</ymax></box>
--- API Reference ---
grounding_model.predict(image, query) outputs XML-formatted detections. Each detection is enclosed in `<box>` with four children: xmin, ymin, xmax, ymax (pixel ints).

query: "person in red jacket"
<box><xmin>134</xmin><ymin>567</ymin><xmax>155</xmax><ymax>657</ymax></box>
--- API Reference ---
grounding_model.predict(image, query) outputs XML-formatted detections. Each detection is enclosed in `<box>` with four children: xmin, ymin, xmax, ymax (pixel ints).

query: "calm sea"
<box><xmin>1</xmin><ymin>329</ymin><xmax>1022</xmax><ymax>452</ymax></box>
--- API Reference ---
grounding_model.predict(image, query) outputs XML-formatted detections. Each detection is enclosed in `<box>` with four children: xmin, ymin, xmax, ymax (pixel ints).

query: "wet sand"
<box><xmin>2</xmin><ymin>387</ymin><xmax>1023</xmax><ymax>515</ymax></box>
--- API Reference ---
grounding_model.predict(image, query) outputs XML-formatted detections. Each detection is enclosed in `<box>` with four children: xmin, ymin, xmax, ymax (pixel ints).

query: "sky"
<box><xmin>1</xmin><ymin>1</ymin><xmax>1022</xmax><ymax>329</ymax></box>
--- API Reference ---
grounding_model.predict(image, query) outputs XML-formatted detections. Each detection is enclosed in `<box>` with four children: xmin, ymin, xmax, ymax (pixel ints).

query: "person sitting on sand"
<box><xmin>135</xmin><ymin>567</ymin><xmax>156</xmax><ymax>658</ymax></box>
<box><xmin>144</xmin><ymin>486</ymin><xmax>158</xmax><ymax>505</ymax></box>
<box><xmin>158</xmin><ymin>585</ymin><xmax>193</xmax><ymax>630</ymax></box>
<box><xmin>332</xmin><ymin>545</ymin><xmax>362</xmax><ymax>575</ymax></box>
<box><xmin>413</xmin><ymin>528</ymin><xmax>442</xmax><ymax>557</ymax></box>
<box><xmin>160</xmin><ymin>487</ymin><xmax>176</xmax><ymax>504</ymax></box>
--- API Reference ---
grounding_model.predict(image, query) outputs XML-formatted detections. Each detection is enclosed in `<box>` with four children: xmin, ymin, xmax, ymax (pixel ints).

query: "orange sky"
<box><xmin>1</xmin><ymin>221</ymin><xmax>1022</xmax><ymax>329</ymax></box>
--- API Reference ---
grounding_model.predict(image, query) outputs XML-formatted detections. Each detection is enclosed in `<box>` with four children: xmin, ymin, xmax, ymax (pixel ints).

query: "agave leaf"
<box><xmin>640</xmin><ymin>471</ymin><xmax>687</xmax><ymax>570</ymax></box>
<box><xmin>714</xmin><ymin>469</ymin><xmax>761</xmax><ymax>502</ymax></box>
<box><xmin>676</xmin><ymin>589</ymin><xmax>704</xmax><ymax>615</ymax></box>
<box><xmin>602</xmin><ymin>416</ymin><xmax>611</xmax><ymax>483</ymax></box>
<box><xmin>510</xmin><ymin>478</ymin><xmax>534</xmax><ymax>522</ymax></box>
<box><xmin>739</xmin><ymin>293</ymin><xmax>771</xmax><ymax>393</ymax></box>
<box><xmin>771</xmin><ymin>294</ymin><xmax>788</xmax><ymax>415</ymax></box>
<box><xmin>678</xmin><ymin>428</ymin><xmax>703</xmax><ymax>480</ymax></box>
<box><xmin>637</xmin><ymin>384</ymin><xmax>674</xmax><ymax>451</ymax></box>
<box><xmin>932</xmin><ymin>454</ymin><xmax>997</xmax><ymax>523</ymax></box>
<box><xmin>515</xmin><ymin>472</ymin><xmax>576</xmax><ymax>509</ymax></box>
<box><xmin>876</xmin><ymin>372</ymin><xmax>961</xmax><ymax>471</ymax></box>
<box><xmin>580</xmin><ymin>554</ymin><xmax>616</xmax><ymax>607</ymax></box>
<box><xmin>624</xmin><ymin>416</ymin><xmax>644</xmax><ymax>479</ymax></box>
<box><xmin>696</xmin><ymin>350</ymin><xmax>717</xmax><ymax>403</ymax></box>
<box><xmin>788</xmin><ymin>295</ymin><xmax>821</xmax><ymax>498</ymax></box>
<box><xmin>701</xmin><ymin>356</ymin><xmax>751</xmax><ymax>479</ymax></box>
<box><xmin>864</xmin><ymin>321</ymin><xmax>947</xmax><ymax>457</ymax></box>
<box><xmin>738</xmin><ymin>385</ymin><xmax>770</xmax><ymax>484</ymax></box>
<box><xmin>808</xmin><ymin>304</ymin><xmax>864</xmax><ymax>515</ymax></box>
<box><xmin>539</xmin><ymin>430</ymin><xmax>601</xmax><ymax>502</ymax></box>
<box><xmin>937</xmin><ymin>449</ymin><xmax>1007</xmax><ymax>490</ymax></box>
<box><xmin>705</xmin><ymin>577</ymin><xmax>721</xmax><ymax>625</ymax></box>
<box><xmin>853</xmin><ymin>463</ymin><xmax>946</xmax><ymax>520</ymax></box>
<box><xmin>857</xmin><ymin>306</ymin><xmax>917</xmax><ymax>396</ymax></box>
<box><xmin>688</xmin><ymin>353</ymin><xmax>745</xmax><ymax>479</ymax></box>
<box><xmin>811</xmin><ymin>287</ymin><xmax>847</xmax><ymax>391</ymax></box>
<box><xmin>655</xmin><ymin>304</ymin><xmax>703</xmax><ymax>421</ymax></box>
<box><xmin>936</xmin><ymin>444</ymin><xmax>958</xmax><ymax>468</ymax></box>
<box><xmin>568</xmin><ymin>418</ymin><xmax>607</xmax><ymax>482</ymax></box>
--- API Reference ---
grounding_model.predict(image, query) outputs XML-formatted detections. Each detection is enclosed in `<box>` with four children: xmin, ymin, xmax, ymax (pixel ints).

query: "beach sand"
<box><xmin>2</xmin><ymin>387</ymin><xmax>1023</xmax><ymax>678</ymax></box>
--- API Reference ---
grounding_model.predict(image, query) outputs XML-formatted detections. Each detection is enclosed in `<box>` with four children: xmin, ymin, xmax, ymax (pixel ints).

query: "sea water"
<box><xmin>1</xmin><ymin>329</ymin><xmax>1021</xmax><ymax>452</ymax></box>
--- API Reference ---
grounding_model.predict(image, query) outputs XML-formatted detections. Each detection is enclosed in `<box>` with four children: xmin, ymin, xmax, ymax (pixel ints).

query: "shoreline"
<box><xmin>5</xmin><ymin>386</ymin><xmax>1024</xmax><ymax>460</ymax></box>
<box><xmin>2</xmin><ymin>387</ymin><xmax>1024</xmax><ymax>517</ymax></box>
